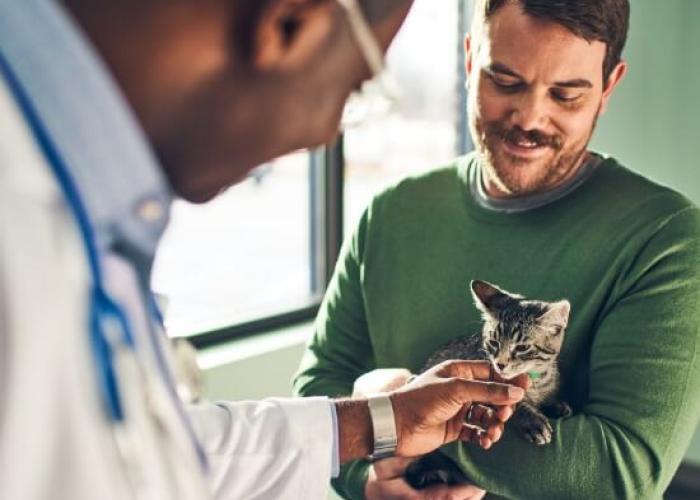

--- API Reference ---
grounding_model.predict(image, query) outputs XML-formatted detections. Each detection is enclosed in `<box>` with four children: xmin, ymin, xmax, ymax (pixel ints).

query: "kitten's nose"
<box><xmin>497</xmin><ymin>362</ymin><xmax>506</xmax><ymax>372</ymax></box>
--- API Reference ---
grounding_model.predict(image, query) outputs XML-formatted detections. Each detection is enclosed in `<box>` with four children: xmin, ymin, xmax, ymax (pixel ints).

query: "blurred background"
<box><xmin>150</xmin><ymin>1</ymin><xmax>700</xmax><ymax>498</ymax></box>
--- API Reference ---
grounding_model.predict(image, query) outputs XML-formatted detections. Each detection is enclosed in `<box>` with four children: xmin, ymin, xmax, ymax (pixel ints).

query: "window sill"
<box><xmin>197</xmin><ymin>321</ymin><xmax>313</xmax><ymax>371</ymax></box>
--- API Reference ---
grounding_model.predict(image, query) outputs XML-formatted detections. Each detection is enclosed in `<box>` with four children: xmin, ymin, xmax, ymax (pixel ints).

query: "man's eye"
<box><xmin>493</xmin><ymin>79</ymin><xmax>522</xmax><ymax>92</ymax></box>
<box><xmin>487</xmin><ymin>73</ymin><xmax>522</xmax><ymax>92</ymax></box>
<box><xmin>551</xmin><ymin>90</ymin><xmax>582</xmax><ymax>103</ymax></box>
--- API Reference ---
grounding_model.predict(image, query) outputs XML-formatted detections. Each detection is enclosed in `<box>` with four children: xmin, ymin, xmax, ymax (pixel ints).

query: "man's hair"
<box><xmin>474</xmin><ymin>0</ymin><xmax>630</xmax><ymax>81</ymax></box>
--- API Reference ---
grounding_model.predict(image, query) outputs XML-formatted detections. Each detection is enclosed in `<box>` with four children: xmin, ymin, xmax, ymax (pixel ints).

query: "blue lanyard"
<box><xmin>0</xmin><ymin>50</ymin><xmax>133</xmax><ymax>422</ymax></box>
<box><xmin>0</xmin><ymin>49</ymin><xmax>207</xmax><ymax>470</ymax></box>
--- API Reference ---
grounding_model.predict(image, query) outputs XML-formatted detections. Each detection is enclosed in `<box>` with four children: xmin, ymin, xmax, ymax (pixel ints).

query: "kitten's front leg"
<box><xmin>514</xmin><ymin>402</ymin><xmax>553</xmax><ymax>445</ymax></box>
<box><xmin>543</xmin><ymin>401</ymin><xmax>573</xmax><ymax>419</ymax></box>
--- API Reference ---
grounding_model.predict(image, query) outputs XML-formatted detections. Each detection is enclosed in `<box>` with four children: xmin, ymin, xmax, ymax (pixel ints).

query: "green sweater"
<box><xmin>293</xmin><ymin>154</ymin><xmax>700</xmax><ymax>500</ymax></box>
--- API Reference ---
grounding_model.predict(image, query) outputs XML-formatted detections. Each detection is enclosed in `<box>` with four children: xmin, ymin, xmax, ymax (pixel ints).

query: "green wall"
<box><xmin>591</xmin><ymin>0</ymin><xmax>700</xmax><ymax>466</ymax></box>
<box><xmin>591</xmin><ymin>0</ymin><xmax>700</xmax><ymax>203</ymax></box>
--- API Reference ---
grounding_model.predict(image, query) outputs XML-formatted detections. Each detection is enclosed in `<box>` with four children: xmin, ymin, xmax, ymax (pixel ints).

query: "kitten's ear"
<box><xmin>539</xmin><ymin>300</ymin><xmax>571</xmax><ymax>330</ymax></box>
<box><xmin>470</xmin><ymin>280</ymin><xmax>511</xmax><ymax>317</ymax></box>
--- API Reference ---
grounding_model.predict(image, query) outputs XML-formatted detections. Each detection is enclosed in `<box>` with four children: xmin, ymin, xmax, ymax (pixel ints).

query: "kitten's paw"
<box><xmin>543</xmin><ymin>401</ymin><xmax>573</xmax><ymax>419</ymax></box>
<box><xmin>553</xmin><ymin>402</ymin><xmax>573</xmax><ymax>418</ymax></box>
<box><xmin>518</xmin><ymin>413</ymin><xmax>553</xmax><ymax>445</ymax></box>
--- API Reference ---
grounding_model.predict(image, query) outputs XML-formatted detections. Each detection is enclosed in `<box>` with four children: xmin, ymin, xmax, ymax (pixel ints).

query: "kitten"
<box><xmin>404</xmin><ymin>279</ymin><xmax>571</xmax><ymax>490</ymax></box>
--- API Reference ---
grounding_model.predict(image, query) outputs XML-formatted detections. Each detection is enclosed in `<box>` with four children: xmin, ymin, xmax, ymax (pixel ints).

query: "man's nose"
<box><xmin>510</xmin><ymin>92</ymin><xmax>548</xmax><ymax>131</ymax></box>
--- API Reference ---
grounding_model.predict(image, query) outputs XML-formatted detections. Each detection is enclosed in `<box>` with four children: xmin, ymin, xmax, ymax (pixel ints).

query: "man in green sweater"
<box><xmin>294</xmin><ymin>0</ymin><xmax>700</xmax><ymax>499</ymax></box>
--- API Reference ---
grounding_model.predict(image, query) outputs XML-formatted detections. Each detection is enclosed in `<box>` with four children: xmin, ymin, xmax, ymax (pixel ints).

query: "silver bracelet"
<box><xmin>367</xmin><ymin>394</ymin><xmax>397</xmax><ymax>461</ymax></box>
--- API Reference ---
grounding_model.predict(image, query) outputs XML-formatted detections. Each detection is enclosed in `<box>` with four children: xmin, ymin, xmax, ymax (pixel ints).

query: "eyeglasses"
<box><xmin>337</xmin><ymin>0</ymin><xmax>401</xmax><ymax>129</ymax></box>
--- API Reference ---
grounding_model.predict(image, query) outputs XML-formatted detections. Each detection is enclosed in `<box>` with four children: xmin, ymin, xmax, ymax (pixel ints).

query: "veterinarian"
<box><xmin>0</xmin><ymin>1</ymin><xmax>531</xmax><ymax>499</ymax></box>
<box><xmin>294</xmin><ymin>0</ymin><xmax>700</xmax><ymax>498</ymax></box>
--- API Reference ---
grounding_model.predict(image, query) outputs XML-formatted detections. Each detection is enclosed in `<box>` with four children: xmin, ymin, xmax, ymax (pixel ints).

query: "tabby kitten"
<box><xmin>405</xmin><ymin>279</ymin><xmax>571</xmax><ymax>489</ymax></box>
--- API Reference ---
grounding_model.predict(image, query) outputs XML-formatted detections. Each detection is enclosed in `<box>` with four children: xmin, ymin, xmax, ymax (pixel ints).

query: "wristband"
<box><xmin>367</xmin><ymin>394</ymin><xmax>397</xmax><ymax>461</ymax></box>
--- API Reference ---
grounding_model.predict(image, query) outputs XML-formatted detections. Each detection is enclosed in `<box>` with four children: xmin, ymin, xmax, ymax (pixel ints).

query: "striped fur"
<box><xmin>405</xmin><ymin>280</ymin><xmax>572</xmax><ymax>490</ymax></box>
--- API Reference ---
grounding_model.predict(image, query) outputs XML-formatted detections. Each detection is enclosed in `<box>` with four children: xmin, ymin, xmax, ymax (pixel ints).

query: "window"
<box><xmin>151</xmin><ymin>0</ymin><xmax>471</xmax><ymax>344</ymax></box>
<box><xmin>345</xmin><ymin>0</ymin><xmax>472</xmax><ymax>231</ymax></box>
<box><xmin>151</xmin><ymin>151</ymin><xmax>319</xmax><ymax>339</ymax></box>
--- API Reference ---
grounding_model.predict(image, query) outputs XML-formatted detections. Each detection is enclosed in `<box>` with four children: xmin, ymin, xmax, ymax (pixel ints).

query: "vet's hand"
<box><xmin>365</xmin><ymin>456</ymin><xmax>486</xmax><ymax>500</ymax></box>
<box><xmin>390</xmin><ymin>360</ymin><xmax>528</xmax><ymax>457</ymax></box>
<box><xmin>352</xmin><ymin>367</ymin><xmax>517</xmax><ymax>449</ymax></box>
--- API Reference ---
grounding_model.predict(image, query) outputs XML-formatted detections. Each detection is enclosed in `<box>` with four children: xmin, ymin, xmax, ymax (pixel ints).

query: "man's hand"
<box><xmin>353</xmin><ymin>368</ymin><xmax>414</xmax><ymax>397</ymax></box>
<box><xmin>389</xmin><ymin>360</ymin><xmax>528</xmax><ymax>457</ymax></box>
<box><xmin>365</xmin><ymin>456</ymin><xmax>486</xmax><ymax>500</ymax></box>
<box><xmin>335</xmin><ymin>360</ymin><xmax>528</xmax><ymax>463</ymax></box>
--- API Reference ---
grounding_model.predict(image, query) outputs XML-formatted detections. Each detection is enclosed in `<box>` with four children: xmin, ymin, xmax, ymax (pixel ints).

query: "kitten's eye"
<box><xmin>486</xmin><ymin>339</ymin><xmax>500</xmax><ymax>351</ymax></box>
<box><xmin>514</xmin><ymin>345</ymin><xmax>530</xmax><ymax>353</ymax></box>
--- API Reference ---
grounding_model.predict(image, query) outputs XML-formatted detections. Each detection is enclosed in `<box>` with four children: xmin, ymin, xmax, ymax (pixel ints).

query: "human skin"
<box><xmin>360</xmin><ymin>369</ymin><xmax>531</xmax><ymax>499</ymax></box>
<box><xmin>62</xmin><ymin>0</ymin><xmax>413</xmax><ymax>202</ymax></box>
<box><xmin>466</xmin><ymin>1</ymin><xmax>627</xmax><ymax>198</ymax></box>
<box><xmin>337</xmin><ymin>361</ymin><xmax>527</xmax><ymax>464</ymax></box>
<box><xmin>363</xmin><ymin>2</ymin><xmax>627</xmax><ymax>496</ymax></box>
<box><xmin>61</xmin><ymin>0</ymin><xmax>529</xmax><ymax>475</ymax></box>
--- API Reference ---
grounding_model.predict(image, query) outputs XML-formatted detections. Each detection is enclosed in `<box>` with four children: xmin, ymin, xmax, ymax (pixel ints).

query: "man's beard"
<box><xmin>470</xmin><ymin>114</ymin><xmax>597</xmax><ymax>197</ymax></box>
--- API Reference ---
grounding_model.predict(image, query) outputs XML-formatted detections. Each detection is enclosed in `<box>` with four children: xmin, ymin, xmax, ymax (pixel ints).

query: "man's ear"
<box><xmin>598</xmin><ymin>60</ymin><xmax>628</xmax><ymax>115</ymax></box>
<box><xmin>253</xmin><ymin>0</ymin><xmax>335</xmax><ymax>71</ymax></box>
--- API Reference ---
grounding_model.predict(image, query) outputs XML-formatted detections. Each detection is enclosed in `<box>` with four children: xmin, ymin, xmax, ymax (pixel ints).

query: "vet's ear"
<box><xmin>470</xmin><ymin>280</ymin><xmax>511</xmax><ymax>317</ymax></box>
<box><xmin>252</xmin><ymin>0</ymin><xmax>335</xmax><ymax>71</ymax></box>
<box><xmin>539</xmin><ymin>300</ymin><xmax>571</xmax><ymax>330</ymax></box>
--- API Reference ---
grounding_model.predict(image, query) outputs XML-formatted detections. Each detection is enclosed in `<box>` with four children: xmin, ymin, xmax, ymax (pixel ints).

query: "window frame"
<box><xmin>189</xmin><ymin>0</ymin><xmax>471</xmax><ymax>348</ymax></box>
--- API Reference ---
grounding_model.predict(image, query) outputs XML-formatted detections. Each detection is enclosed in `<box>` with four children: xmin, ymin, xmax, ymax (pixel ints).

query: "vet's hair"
<box><xmin>472</xmin><ymin>0</ymin><xmax>630</xmax><ymax>81</ymax></box>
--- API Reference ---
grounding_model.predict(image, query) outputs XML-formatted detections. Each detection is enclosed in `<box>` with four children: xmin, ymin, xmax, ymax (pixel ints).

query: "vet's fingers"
<box><xmin>511</xmin><ymin>373</ymin><xmax>532</xmax><ymax>390</ymax></box>
<box><xmin>459</xmin><ymin>426</ymin><xmax>496</xmax><ymax>450</ymax></box>
<box><xmin>465</xmin><ymin>404</ymin><xmax>495</xmax><ymax>429</ymax></box>
<box><xmin>458</xmin><ymin>425</ymin><xmax>481</xmax><ymax>445</ymax></box>
<box><xmin>463</xmin><ymin>404</ymin><xmax>506</xmax><ymax>449</ymax></box>
<box><xmin>446</xmin><ymin>404</ymin><xmax>472</xmax><ymax>443</ymax></box>
<box><xmin>454</xmin><ymin>380</ymin><xmax>525</xmax><ymax>406</ymax></box>
<box><xmin>496</xmin><ymin>404</ymin><xmax>514</xmax><ymax>422</ymax></box>
<box><xmin>479</xmin><ymin>434</ymin><xmax>493</xmax><ymax>449</ymax></box>
<box><xmin>492</xmin><ymin>371</ymin><xmax>531</xmax><ymax>391</ymax></box>
<box><xmin>459</xmin><ymin>424</ymin><xmax>492</xmax><ymax>447</ymax></box>
<box><xmin>486</xmin><ymin>421</ymin><xmax>504</xmax><ymax>443</ymax></box>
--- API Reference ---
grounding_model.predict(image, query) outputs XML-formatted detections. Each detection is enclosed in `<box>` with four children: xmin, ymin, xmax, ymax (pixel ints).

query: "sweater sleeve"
<box><xmin>293</xmin><ymin>208</ymin><xmax>375</xmax><ymax>499</ymax></box>
<box><xmin>443</xmin><ymin>206</ymin><xmax>700</xmax><ymax>500</ymax></box>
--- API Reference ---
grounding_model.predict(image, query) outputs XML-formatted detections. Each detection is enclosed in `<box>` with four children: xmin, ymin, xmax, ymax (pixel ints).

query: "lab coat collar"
<box><xmin>0</xmin><ymin>0</ymin><xmax>172</xmax><ymax>278</ymax></box>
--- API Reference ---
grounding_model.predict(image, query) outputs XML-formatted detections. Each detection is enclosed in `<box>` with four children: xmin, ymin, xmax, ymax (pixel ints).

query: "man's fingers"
<box><xmin>371</xmin><ymin>456</ymin><xmax>416</xmax><ymax>480</ymax></box>
<box><xmin>423</xmin><ymin>482</ymin><xmax>487</xmax><ymax>499</ymax></box>
<box><xmin>454</xmin><ymin>379</ymin><xmax>525</xmax><ymax>405</ymax></box>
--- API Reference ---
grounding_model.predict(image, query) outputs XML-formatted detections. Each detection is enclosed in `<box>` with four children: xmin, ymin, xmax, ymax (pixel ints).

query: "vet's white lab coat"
<box><xmin>0</xmin><ymin>73</ymin><xmax>334</xmax><ymax>500</ymax></box>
